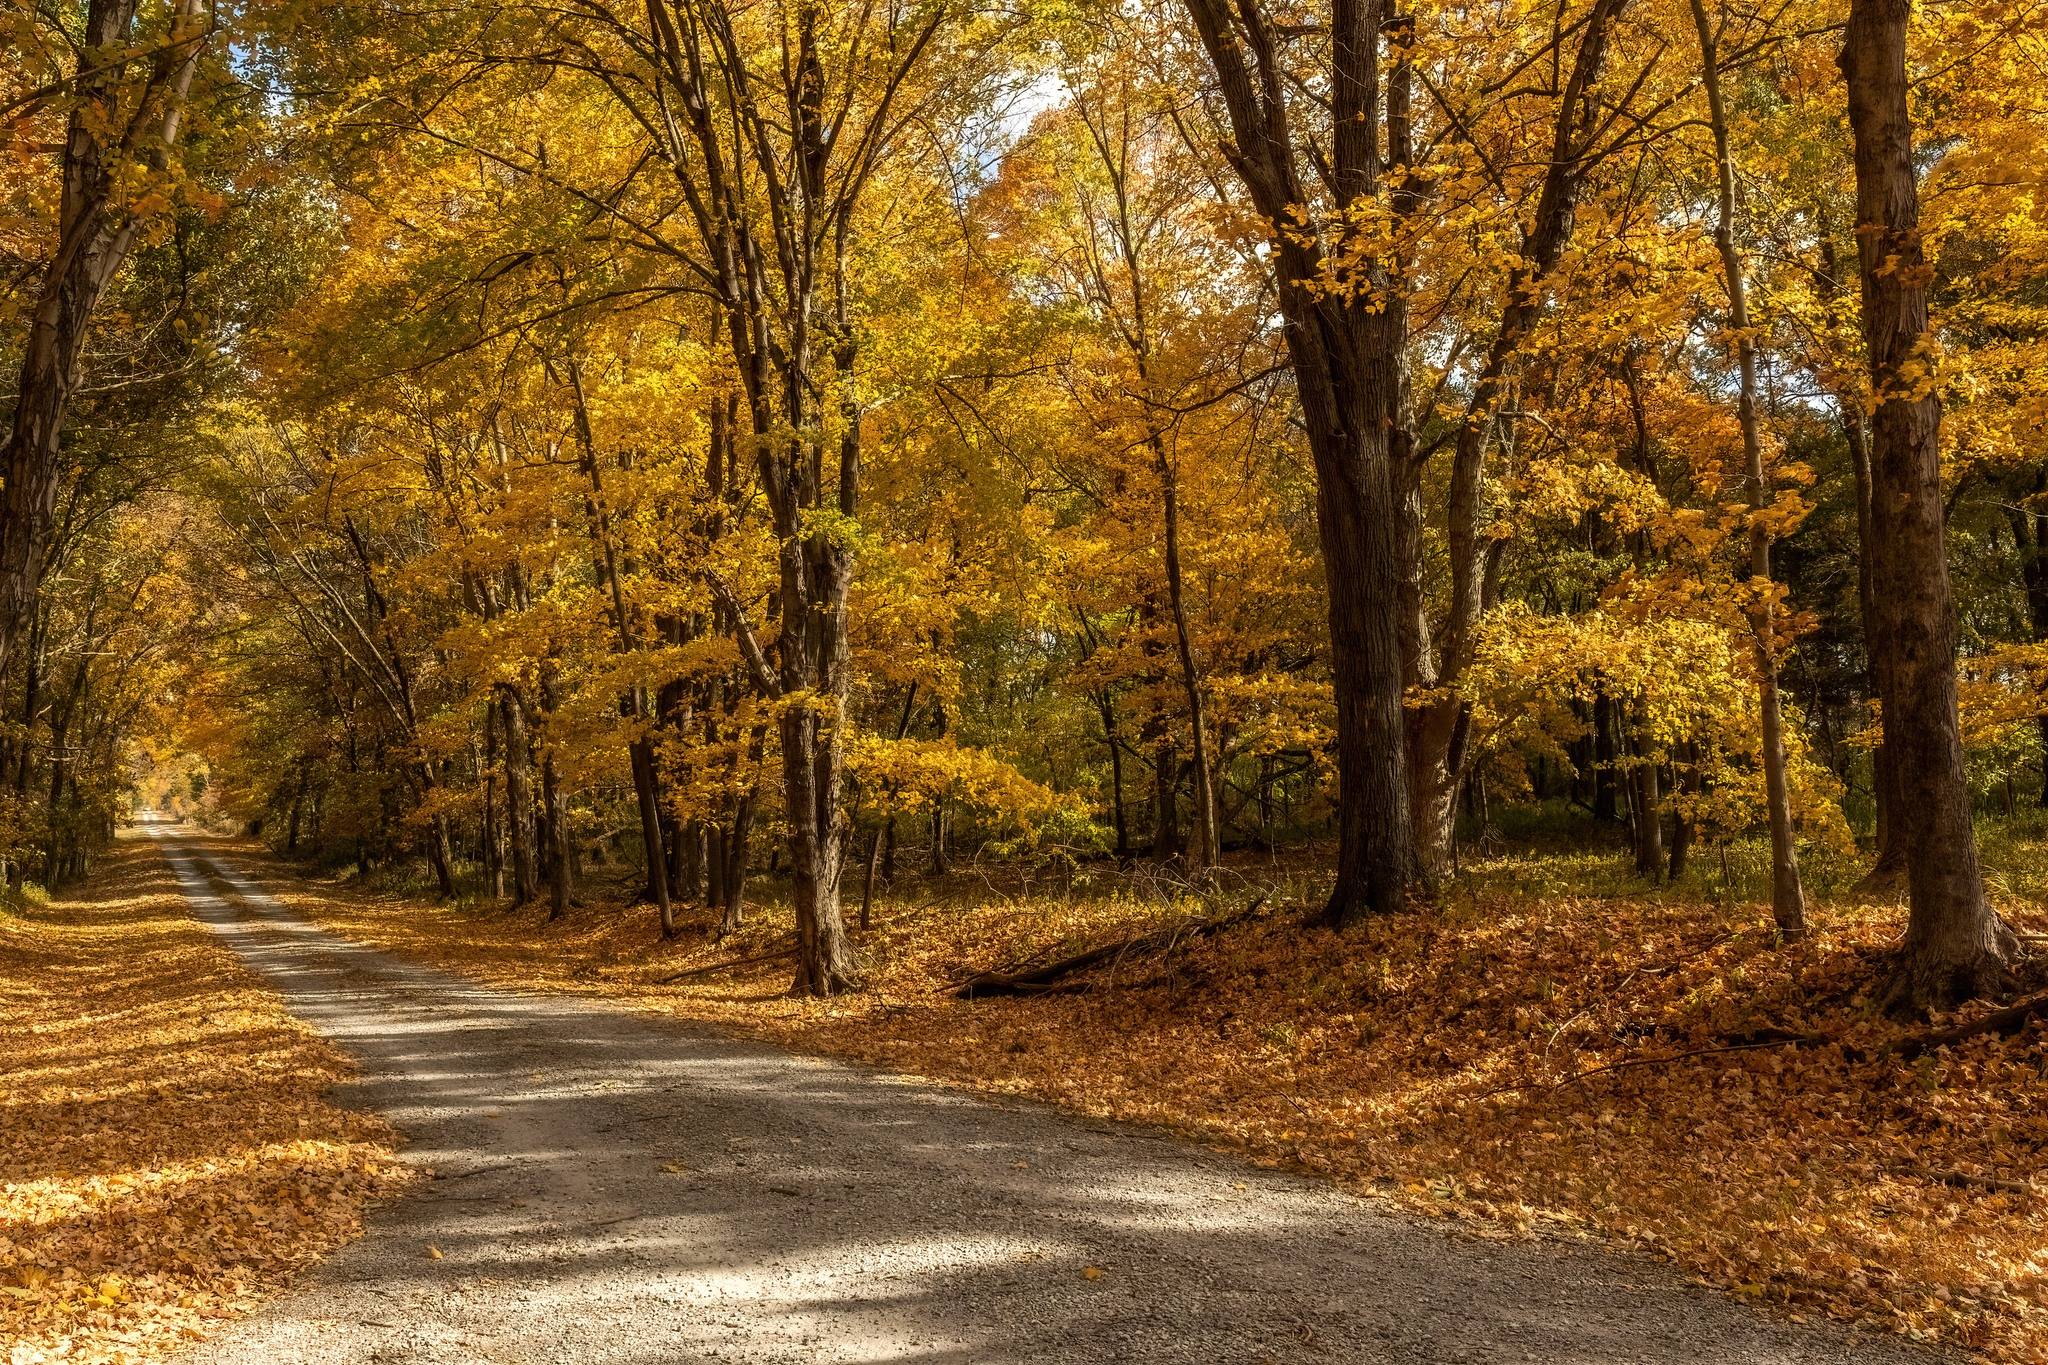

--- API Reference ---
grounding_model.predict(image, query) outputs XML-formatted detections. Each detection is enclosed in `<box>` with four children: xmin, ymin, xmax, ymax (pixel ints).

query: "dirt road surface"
<box><xmin>147</xmin><ymin>821</ymin><xmax>1943</xmax><ymax>1365</ymax></box>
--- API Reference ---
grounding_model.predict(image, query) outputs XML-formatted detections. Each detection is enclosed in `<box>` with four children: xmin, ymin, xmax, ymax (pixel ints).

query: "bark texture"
<box><xmin>1841</xmin><ymin>0</ymin><xmax>2016</xmax><ymax>1011</ymax></box>
<box><xmin>1178</xmin><ymin>0</ymin><xmax>1413</xmax><ymax>921</ymax></box>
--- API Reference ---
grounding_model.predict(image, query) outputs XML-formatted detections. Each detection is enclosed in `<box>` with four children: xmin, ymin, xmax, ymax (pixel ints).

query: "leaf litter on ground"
<box><xmin>0</xmin><ymin>841</ymin><xmax>414</xmax><ymax>1365</ymax></box>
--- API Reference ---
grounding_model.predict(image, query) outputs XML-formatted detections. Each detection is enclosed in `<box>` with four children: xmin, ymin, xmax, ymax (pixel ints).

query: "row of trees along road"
<box><xmin>4</xmin><ymin>0</ymin><xmax>2043</xmax><ymax>1011</ymax></box>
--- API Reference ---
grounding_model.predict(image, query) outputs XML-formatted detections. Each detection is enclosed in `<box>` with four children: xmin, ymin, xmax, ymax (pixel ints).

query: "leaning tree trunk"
<box><xmin>1842</xmin><ymin>0</ymin><xmax>2016</xmax><ymax>1011</ymax></box>
<box><xmin>1693</xmin><ymin>0</ymin><xmax>1806</xmax><ymax>937</ymax></box>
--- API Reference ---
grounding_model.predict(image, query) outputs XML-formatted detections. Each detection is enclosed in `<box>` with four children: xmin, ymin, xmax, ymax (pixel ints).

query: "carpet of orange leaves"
<box><xmin>0</xmin><ymin>837</ymin><xmax>413</xmax><ymax>1365</ymax></box>
<box><xmin>203</xmin><ymin>831</ymin><xmax>2047</xmax><ymax>1364</ymax></box>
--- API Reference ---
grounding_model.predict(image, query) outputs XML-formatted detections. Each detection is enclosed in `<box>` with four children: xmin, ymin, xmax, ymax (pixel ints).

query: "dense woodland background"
<box><xmin>4</xmin><ymin>0</ymin><xmax>2046</xmax><ymax>1007</ymax></box>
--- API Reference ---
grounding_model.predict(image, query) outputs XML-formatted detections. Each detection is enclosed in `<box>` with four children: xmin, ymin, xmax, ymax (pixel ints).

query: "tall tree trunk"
<box><xmin>638</xmin><ymin>0</ymin><xmax>897</xmax><ymax>997</ymax></box>
<box><xmin>859</xmin><ymin>824</ymin><xmax>884</xmax><ymax>931</ymax></box>
<box><xmin>778</xmin><ymin>698</ymin><xmax>855</xmax><ymax>992</ymax></box>
<box><xmin>10</xmin><ymin>610</ymin><xmax>43</xmax><ymax>796</ymax></box>
<box><xmin>707</xmin><ymin>824</ymin><xmax>728</xmax><ymax>922</ymax></box>
<box><xmin>481</xmin><ymin>709</ymin><xmax>505</xmax><ymax>897</ymax></box>
<box><xmin>677</xmin><ymin>819</ymin><xmax>704</xmax><ymax>903</ymax></box>
<box><xmin>1813</xmin><ymin>234</ymin><xmax>1906</xmax><ymax>876</ymax></box>
<box><xmin>720</xmin><ymin>791</ymin><xmax>753</xmax><ymax>938</ymax></box>
<box><xmin>496</xmin><ymin>686</ymin><xmax>538</xmax><ymax>907</ymax></box>
<box><xmin>0</xmin><ymin>0</ymin><xmax>207</xmax><ymax>680</ymax></box>
<box><xmin>1150</xmin><ymin>741</ymin><xmax>1181</xmax><ymax>860</ymax></box>
<box><xmin>1631</xmin><ymin>707</ymin><xmax>1665</xmax><ymax>880</ymax></box>
<box><xmin>1668</xmin><ymin>744</ymin><xmax>1697</xmax><ymax>880</ymax></box>
<box><xmin>1847</xmin><ymin>405</ymin><xmax>1908</xmax><ymax>876</ymax></box>
<box><xmin>2008</xmin><ymin>497</ymin><xmax>2048</xmax><ymax>806</ymax></box>
<box><xmin>1400</xmin><ymin>0</ymin><xmax>1627</xmax><ymax>880</ymax></box>
<box><xmin>425</xmin><ymin>825</ymin><xmax>455</xmax><ymax>894</ymax></box>
<box><xmin>286</xmin><ymin>764</ymin><xmax>307</xmax><ymax>854</ymax></box>
<box><xmin>1089</xmin><ymin>96</ymin><xmax>1223</xmax><ymax>879</ymax></box>
<box><xmin>859</xmin><ymin>683</ymin><xmax>919</xmax><ymax>930</ymax></box>
<box><xmin>1842</xmin><ymin>0</ymin><xmax>2016</xmax><ymax>1010</ymax></box>
<box><xmin>1596</xmin><ymin>691</ymin><xmax>1623</xmax><ymax>822</ymax></box>
<box><xmin>564</xmin><ymin>358</ymin><xmax>674</xmax><ymax>936</ymax></box>
<box><xmin>629</xmin><ymin>735</ymin><xmax>675</xmax><ymax>935</ymax></box>
<box><xmin>1095</xmin><ymin>689</ymin><xmax>1131</xmax><ymax>859</ymax></box>
<box><xmin>1158</xmin><ymin>457</ymin><xmax>1220</xmax><ymax>877</ymax></box>
<box><xmin>929</xmin><ymin>802</ymin><xmax>951</xmax><ymax>876</ymax></box>
<box><xmin>540</xmin><ymin>745</ymin><xmax>571</xmax><ymax>921</ymax></box>
<box><xmin>1693</xmin><ymin>0</ymin><xmax>1807</xmax><ymax>937</ymax></box>
<box><xmin>1178</xmin><ymin>0</ymin><xmax>1414</xmax><ymax>922</ymax></box>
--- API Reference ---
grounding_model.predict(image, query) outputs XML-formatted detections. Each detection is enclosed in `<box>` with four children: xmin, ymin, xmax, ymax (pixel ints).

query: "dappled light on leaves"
<box><xmin>0</xmin><ymin>842</ymin><xmax>412</xmax><ymax>1365</ymax></box>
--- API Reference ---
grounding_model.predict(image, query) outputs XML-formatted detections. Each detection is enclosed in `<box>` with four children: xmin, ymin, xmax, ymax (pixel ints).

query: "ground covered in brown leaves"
<box><xmin>211</xmin><ymin>831</ymin><xmax>2047</xmax><ymax>1364</ymax></box>
<box><xmin>0</xmin><ymin>837</ymin><xmax>413</xmax><ymax>1365</ymax></box>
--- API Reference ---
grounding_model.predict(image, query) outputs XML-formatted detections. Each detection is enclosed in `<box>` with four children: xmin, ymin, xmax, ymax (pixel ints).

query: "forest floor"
<box><xmin>0</xmin><ymin>836</ymin><xmax>411</xmax><ymax>1365</ymax></box>
<box><xmin>61</xmin><ymin>818</ymin><xmax>1950</xmax><ymax>1365</ymax></box>
<box><xmin>230</xmin><ymin>825</ymin><xmax>2048</xmax><ymax>1365</ymax></box>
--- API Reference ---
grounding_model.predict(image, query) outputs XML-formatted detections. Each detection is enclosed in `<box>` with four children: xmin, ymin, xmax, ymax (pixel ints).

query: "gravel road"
<box><xmin>147</xmin><ymin>821</ymin><xmax>1945</xmax><ymax>1365</ymax></box>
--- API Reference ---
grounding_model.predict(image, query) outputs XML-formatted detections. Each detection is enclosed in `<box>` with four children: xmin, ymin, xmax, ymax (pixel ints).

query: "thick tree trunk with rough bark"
<box><xmin>1179</xmin><ymin>0</ymin><xmax>1414</xmax><ymax>922</ymax></box>
<box><xmin>778</xmin><ymin>694</ymin><xmax>857</xmax><ymax>993</ymax></box>
<box><xmin>1842</xmin><ymin>0</ymin><xmax>2016</xmax><ymax>1011</ymax></box>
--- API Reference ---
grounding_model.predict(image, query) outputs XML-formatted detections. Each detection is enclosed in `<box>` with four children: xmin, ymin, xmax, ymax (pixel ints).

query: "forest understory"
<box><xmin>182</xmin><ymin>820</ymin><xmax>2048</xmax><ymax>1364</ymax></box>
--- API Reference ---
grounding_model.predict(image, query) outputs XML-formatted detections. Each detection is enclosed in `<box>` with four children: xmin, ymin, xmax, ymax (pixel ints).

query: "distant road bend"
<box><xmin>144</xmin><ymin>817</ymin><xmax>1942</xmax><ymax>1365</ymax></box>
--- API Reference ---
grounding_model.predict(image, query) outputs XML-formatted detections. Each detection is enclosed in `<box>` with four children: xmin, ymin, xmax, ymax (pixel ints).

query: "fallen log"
<box><xmin>657</xmin><ymin>941</ymin><xmax>797</xmax><ymax>985</ymax></box>
<box><xmin>1895</xmin><ymin>1165</ymin><xmax>2039</xmax><ymax>1196</ymax></box>
<box><xmin>1891</xmin><ymin>988</ymin><xmax>2048</xmax><ymax>1060</ymax></box>
<box><xmin>951</xmin><ymin>896</ymin><xmax>1266</xmax><ymax>1000</ymax></box>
